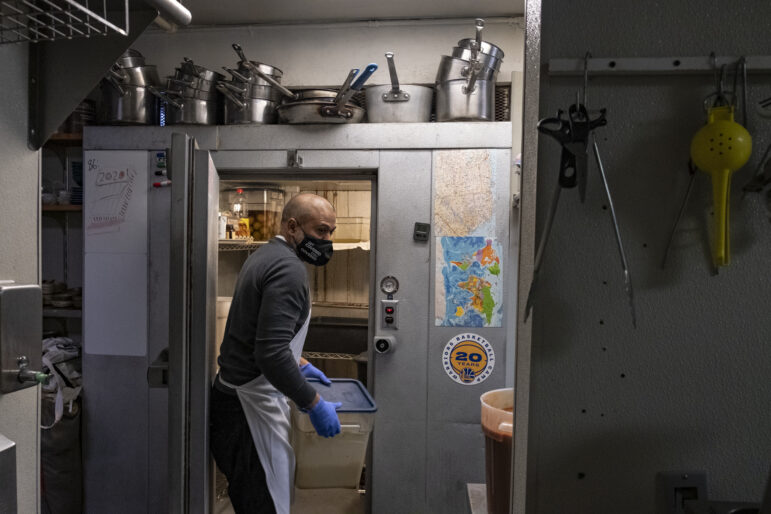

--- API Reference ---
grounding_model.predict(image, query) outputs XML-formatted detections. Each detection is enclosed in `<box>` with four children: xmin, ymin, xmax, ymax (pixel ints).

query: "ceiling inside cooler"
<box><xmin>179</xmin><ymin>0</ymin><xmax>523</xmax><ymax>26</ymax></box>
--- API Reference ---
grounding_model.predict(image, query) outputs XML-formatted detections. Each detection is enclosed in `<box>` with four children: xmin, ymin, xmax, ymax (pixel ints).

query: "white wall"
<box><xmin>531</xmin><ymin>2</ymin><xmax>771</xmax><ymax>513</ymax></box>
<box><xmin>0</xmin><ymin>43</ymin><xmax>41</xmax><ymax>514</ymax></box>
<box><xmin>133</xmin><ymin>18</ymin><xmax>523</xmax><ymax>87</ymax></box>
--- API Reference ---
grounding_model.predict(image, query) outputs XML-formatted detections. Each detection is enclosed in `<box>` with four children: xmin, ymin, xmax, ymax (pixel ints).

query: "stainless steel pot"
<box><xmin>223</xmin><ymin>97</ymin><xmax>280</xmax><ymax>124</ymax></box>
<box><xmin>167</xmin><ymin>78</ymin><xmax>221</xmax><ymax>101</ymax></box>
<box><xmin>277</xmin><ymin>100</ymin><xmax>365</xmax><ymax>124</ymax></box>
<box><xmin>218</xmin><ymin>80</ymin><xmax>285</xmax><ymax>102</ymax></box>
<box><xmin>110</xmin><ymin>65</ymin><xmax>161</xmax><ymax>87</ymax></box>
<box><xmin>116</xmin><ymin>48</ymin><xmax>145</xmax><ymax>68</ymax></box>
<box><xmin>275</xmin><ymin>65</ymin><xmax>377</xmax><ymax>124</ymax></box>
<box><xmin>98</xmin><ymin>83</ymin><xmax>159</xmax><ymax>125</ymax></box>
<box><xmin>164</xmin><ymin>96</ymin><xmax>221</xmax><ymax>125</ymax></box>
<box><xmin>232</xmin><ymin>61</ymin><xmax>283</xmax><ymax>87</ymax></box>
<box><xmin>171</xmin><ymin>70</ymin><xmax>223</xmax><ymax>91</ymax></box>
<box><xmin>365</xmin><ymin>52</ymin><xmax>432</xmax><ymax>123</ymax></box>
<box><xmin>450</xmin><ymin>46</ymin><xmax>503</xmax><ymax>71</ymax></box>
<box><xmin>228</xmin><ymin>44</ymin><xmax>285</xmax><ymax>87</ymax></box>
<box><xmin>435</xmin><ymin>78</ymin><xmax>495</xmax><ymax>122</ymax></box>
<box><xmin>455</xmin><ymin>39</ymin><xmax>505</xmax><ymax>62</ymax></box>
<box><xmin>178</xmin><ymin>58</ymin><xmax>223</xmax><ymax>83</ymax></box>
<box><xmin>436</xmin><ymin>55</ymin><xmax>498</xmax><ymax>83</ymax></box>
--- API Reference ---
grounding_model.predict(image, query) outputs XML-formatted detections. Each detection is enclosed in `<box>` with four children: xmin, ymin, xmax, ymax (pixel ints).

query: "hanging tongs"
<box><xmin>321</xmin><ymin>63</ymin><xmax>378</xmax><ymax>119</ymax></box>
<box><xmin>382</xmin><ymin>52</ymin><xmax>409</xmax><ymax>102</ymax></box>
<box><xmin>463</xmin><ymin>18</ymin><xmax>485</xmax><ymax>94</ymax></box>
<box><xmin>525</xmin><ymin>51</ymin><xmax>636</xmax><ymax>328</ymax></box>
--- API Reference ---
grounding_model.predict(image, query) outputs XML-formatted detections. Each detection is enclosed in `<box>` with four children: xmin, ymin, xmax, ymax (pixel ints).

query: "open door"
<box><xmin>168</xmin><ymin>133</ymin><xmax>219</xmax><ymax>514</ymax></box>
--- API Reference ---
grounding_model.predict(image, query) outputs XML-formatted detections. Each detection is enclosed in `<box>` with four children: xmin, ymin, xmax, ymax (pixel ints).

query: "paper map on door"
<box><xmin>435</xmin><ymin>237</ymin><xmax>503</xmax><ymax>327</ymax></box>
<box><xmin>432</xmin><ymin>149</ymin><xmax>495</xmax><ymax>237</ymax></box>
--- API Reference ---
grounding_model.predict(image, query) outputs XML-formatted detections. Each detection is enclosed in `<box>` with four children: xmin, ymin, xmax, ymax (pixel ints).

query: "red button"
<box><xmin>385</xmin><ymin>307</ymin><xmax>394</xmax><ymax>314</ymax></box>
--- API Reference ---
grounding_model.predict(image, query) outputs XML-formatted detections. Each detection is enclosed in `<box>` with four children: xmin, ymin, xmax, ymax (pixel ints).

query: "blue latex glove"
<box><xmin>308</xmin><ymin>397</ymin><xmax>342</xmax><ymax>438</ymax></box>
<box><xmin>300</xmin><ymin>362</ymin><xmax>331</xmax><ymax>385</ymax></box>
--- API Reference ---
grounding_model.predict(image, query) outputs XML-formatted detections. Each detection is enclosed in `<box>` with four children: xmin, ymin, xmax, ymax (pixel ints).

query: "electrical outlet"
<box><xmin>655</xmin><ymin>471</ymin><xmax>708</xmax><ymax>514</ymax></box>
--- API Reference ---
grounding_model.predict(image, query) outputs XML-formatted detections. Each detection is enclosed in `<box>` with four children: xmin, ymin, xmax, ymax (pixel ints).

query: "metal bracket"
<box><xmin>320</xmin><ymin>105</ymin><xmax>354</xmax><ymax>119</ymax></box>
<box><xmin>382</xmin><ymin>90</ymin><xmax>410</xmax><ymax>102</ymax></box>
<box><xmin>287</xmin><ymin>150</ymin><xmax>303</xmax><ymax>168</ymax></box>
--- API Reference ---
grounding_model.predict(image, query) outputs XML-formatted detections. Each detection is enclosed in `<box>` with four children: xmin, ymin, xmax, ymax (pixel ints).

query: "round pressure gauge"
<box><xmin>380</xmin><ymin>276</ymin><xmax>400</xmax><ymax>295</ymax></box>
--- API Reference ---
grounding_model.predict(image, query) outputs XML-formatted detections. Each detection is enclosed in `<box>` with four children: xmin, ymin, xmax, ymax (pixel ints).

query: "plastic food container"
<box><xmin>223</xmin><ymin>187</ymin><xmax>284</xmax><ymax>241</ymax></box>
<box><xmin>480</xmin><ymin>388</ymin><xmax>513</xmax><ymax>514</ymax></box>
<box><xmin>290</xmin><ymin>378</ymin><xmax>377</xmax><ymax>489</ymax></box>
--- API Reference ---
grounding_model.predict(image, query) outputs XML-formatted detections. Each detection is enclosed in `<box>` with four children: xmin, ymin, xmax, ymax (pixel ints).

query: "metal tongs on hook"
<box><xmin>525</xmin><ymin>51</ymin><xmax>636</xmax><ymax>328</ymax></box>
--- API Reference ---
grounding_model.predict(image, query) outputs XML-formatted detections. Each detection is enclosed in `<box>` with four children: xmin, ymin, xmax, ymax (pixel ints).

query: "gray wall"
<box><xmin>132</xmin><ymin>19</ymin><xmax>523</xmax><ymax>86</ymax></box>
<box><xmin>0</xmin><ymin>43</ymin><xmax>42</xmax><ymax>514</ymax></box>
<box><xmin>530</xmin><ymin>2</ymin><xmax>771</xmax><ymax>513</ymax></box>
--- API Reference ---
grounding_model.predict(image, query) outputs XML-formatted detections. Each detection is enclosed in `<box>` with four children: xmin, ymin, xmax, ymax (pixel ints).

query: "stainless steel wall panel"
<box><xmin>425</xmin><ymin>421</ymin><xmax>486</xmax><ymax>511</ymax></box>
<box><xmin>83</xmin><ymin>124</ymin><xmax>512</xmax><ymax>152</ymax></box>
<box><xmin>295</xmin><ymin>150</ymin><xmax>380</xmax><ymax>169</ymax></box>
<box><xmin>426</xmin><ymin>148</ymin><xmax>511</xmax><ymax>513</ymax></box>
<box><xmin>211</xmin><ymin>150</ymin><xmax>288</xmax><ymax>170</ymax></box>
<box><xmin>82</xmin><ymin>354</ymin><xmax>149</xmax><ymax>514</ymax></box>
<box><xmin>0</xmin><ymin>433</ymin><xmax>16</xmax><ymax>513</ymax></box>
<box><xmin>217</xmin><ymin>123</ymin><xmax>512</xmax><ymax>150</ymax></box>
<box><xmin>147</xmin><ymin>159</ymin><xmax>171</xmax><ymax>514</ymax></box>
<box><xmin>83</xmin><ymin>126</ymin><xmax>220</xmax><ymax>151</ymax></box>
<box><xmin>371</xmin><ymin>150</ymin><xmax>432</xmax><ymax>514</ymax></box>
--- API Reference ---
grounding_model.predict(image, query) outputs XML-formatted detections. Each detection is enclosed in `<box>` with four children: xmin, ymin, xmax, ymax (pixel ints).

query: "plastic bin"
<box><xmin>480</xmin><ymin>388</ymin><xmax>514</xmax><ymax>514</ymax></box>
<box><xmin>290</xmin><ymin>378</ymin><xmax>377</xmax><ymax>489</ymax></box>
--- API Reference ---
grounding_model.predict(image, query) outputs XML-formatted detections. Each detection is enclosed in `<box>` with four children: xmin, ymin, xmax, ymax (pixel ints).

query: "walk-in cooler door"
<box><xmin>167</xmin><ymin>133</ymin><xmax>219</xmax><ymax>514</ymax></box>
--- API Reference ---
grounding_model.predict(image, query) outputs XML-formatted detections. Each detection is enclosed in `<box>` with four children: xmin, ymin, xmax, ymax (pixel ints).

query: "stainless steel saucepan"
<box><xmin>434</xmin><ymin>18</ymin><xmax>503</xmax><ymax>122</ymax></box>
<box><xmin>365</xmin><ymin>52</ymin><xmax>433</xmax><ymax>123</ymax></box>
<box><xmin>277</xmin><ymin>64</ymin><xmax>378</xmax><ymax>124</ymax></box>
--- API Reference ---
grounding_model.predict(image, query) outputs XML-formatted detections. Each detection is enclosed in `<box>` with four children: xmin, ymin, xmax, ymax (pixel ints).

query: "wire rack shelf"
<box><xmin>0</xmin><ymin>0</ymin><xmax>128</xmax><ymax>45</ymax></box>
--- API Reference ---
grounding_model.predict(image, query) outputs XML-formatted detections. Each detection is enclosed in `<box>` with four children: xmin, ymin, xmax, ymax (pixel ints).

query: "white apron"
<box><xmin>218</xmin><ymin>308</ymin><xmax>311</xmax><ymax>514</ymax></box>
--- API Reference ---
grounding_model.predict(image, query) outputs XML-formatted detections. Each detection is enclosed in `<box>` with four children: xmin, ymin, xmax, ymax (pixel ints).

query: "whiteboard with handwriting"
<box><xmin>84</xmin><ymin>150</ymin><xmax>148</xmax><ymax>254</ymax></box>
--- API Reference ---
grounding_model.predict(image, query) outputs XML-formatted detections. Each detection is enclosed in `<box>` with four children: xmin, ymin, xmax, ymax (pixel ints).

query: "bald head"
<box><xmin>281</xmin><ymin>193</ymin><xmax>334</xmax><ymax>224</ymax></box>
<box><xmin>280</xmin><ymin>193</ymin><xmax>337</xmax><ymax>243</ymax></box>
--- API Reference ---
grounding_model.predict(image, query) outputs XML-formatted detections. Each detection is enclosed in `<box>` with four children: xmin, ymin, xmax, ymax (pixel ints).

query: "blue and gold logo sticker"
<box><xmin>442</xmin><ymin>333</ymin><xmax>495</xmax><ymax>385</ymax></box>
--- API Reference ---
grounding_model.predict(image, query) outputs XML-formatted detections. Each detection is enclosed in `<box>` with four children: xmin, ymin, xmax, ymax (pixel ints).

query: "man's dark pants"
<box><xmin>210</xmin><ymin>384</ymin><xmax>277</xmax><ymax>514</ymax></box>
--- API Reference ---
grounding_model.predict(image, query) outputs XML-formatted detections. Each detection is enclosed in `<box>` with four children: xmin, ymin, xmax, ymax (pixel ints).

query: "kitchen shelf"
<box><xmin>47</xmin><ymin>133</ymin><xmax>84</xmax><ymax>144</ymax></box>
<box><xmin>43</xmin><ymin>308</ymin><xmax>82</xmax><ymax>318</ymax></box>
<box><xmin>43</xmin><ymin>204</ymin><xmax>82</xmax><ymax>212</ymax></box>
<box><xmin>218</xmin><ymin>240</ymin><xmax>267</xmax><ymax>252</ymax></box>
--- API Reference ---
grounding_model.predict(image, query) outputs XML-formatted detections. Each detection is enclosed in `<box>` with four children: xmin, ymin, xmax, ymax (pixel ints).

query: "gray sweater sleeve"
<box><xmin>252</xmin><ymin>258</ymin><xmax>317</xmax><ymax>409</ymax></box>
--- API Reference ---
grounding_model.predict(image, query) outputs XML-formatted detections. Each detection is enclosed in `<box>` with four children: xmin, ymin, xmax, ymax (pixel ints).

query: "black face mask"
<box><xmin>295</xmin><ymin>229</ymin><xmax>333</xmax><ymax>266</ymax></box>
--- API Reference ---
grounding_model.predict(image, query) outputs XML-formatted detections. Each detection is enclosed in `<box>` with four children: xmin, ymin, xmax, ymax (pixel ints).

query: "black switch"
<box><xmin>385</xmin><ymin>316</ymin><xmax>394</xmax><ymax>324</ymax></box>
<box><xmin>413</xmin><ymin>222</ymin><xmax>430</xmax><ymax>242</ymax></box>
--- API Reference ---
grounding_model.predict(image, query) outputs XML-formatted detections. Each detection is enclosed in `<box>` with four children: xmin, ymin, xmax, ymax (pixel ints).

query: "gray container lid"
<box><xmin>307</xmin><ymin>378</ymin><xmax>377</xmax><ymax>413</ymax></box>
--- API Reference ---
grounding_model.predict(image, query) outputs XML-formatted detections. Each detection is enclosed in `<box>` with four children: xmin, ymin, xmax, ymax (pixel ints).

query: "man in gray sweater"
<box><xmin>211</xmin><ymin>193</ymin><xmax>340</xmax><ymax>514</ymax></box>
